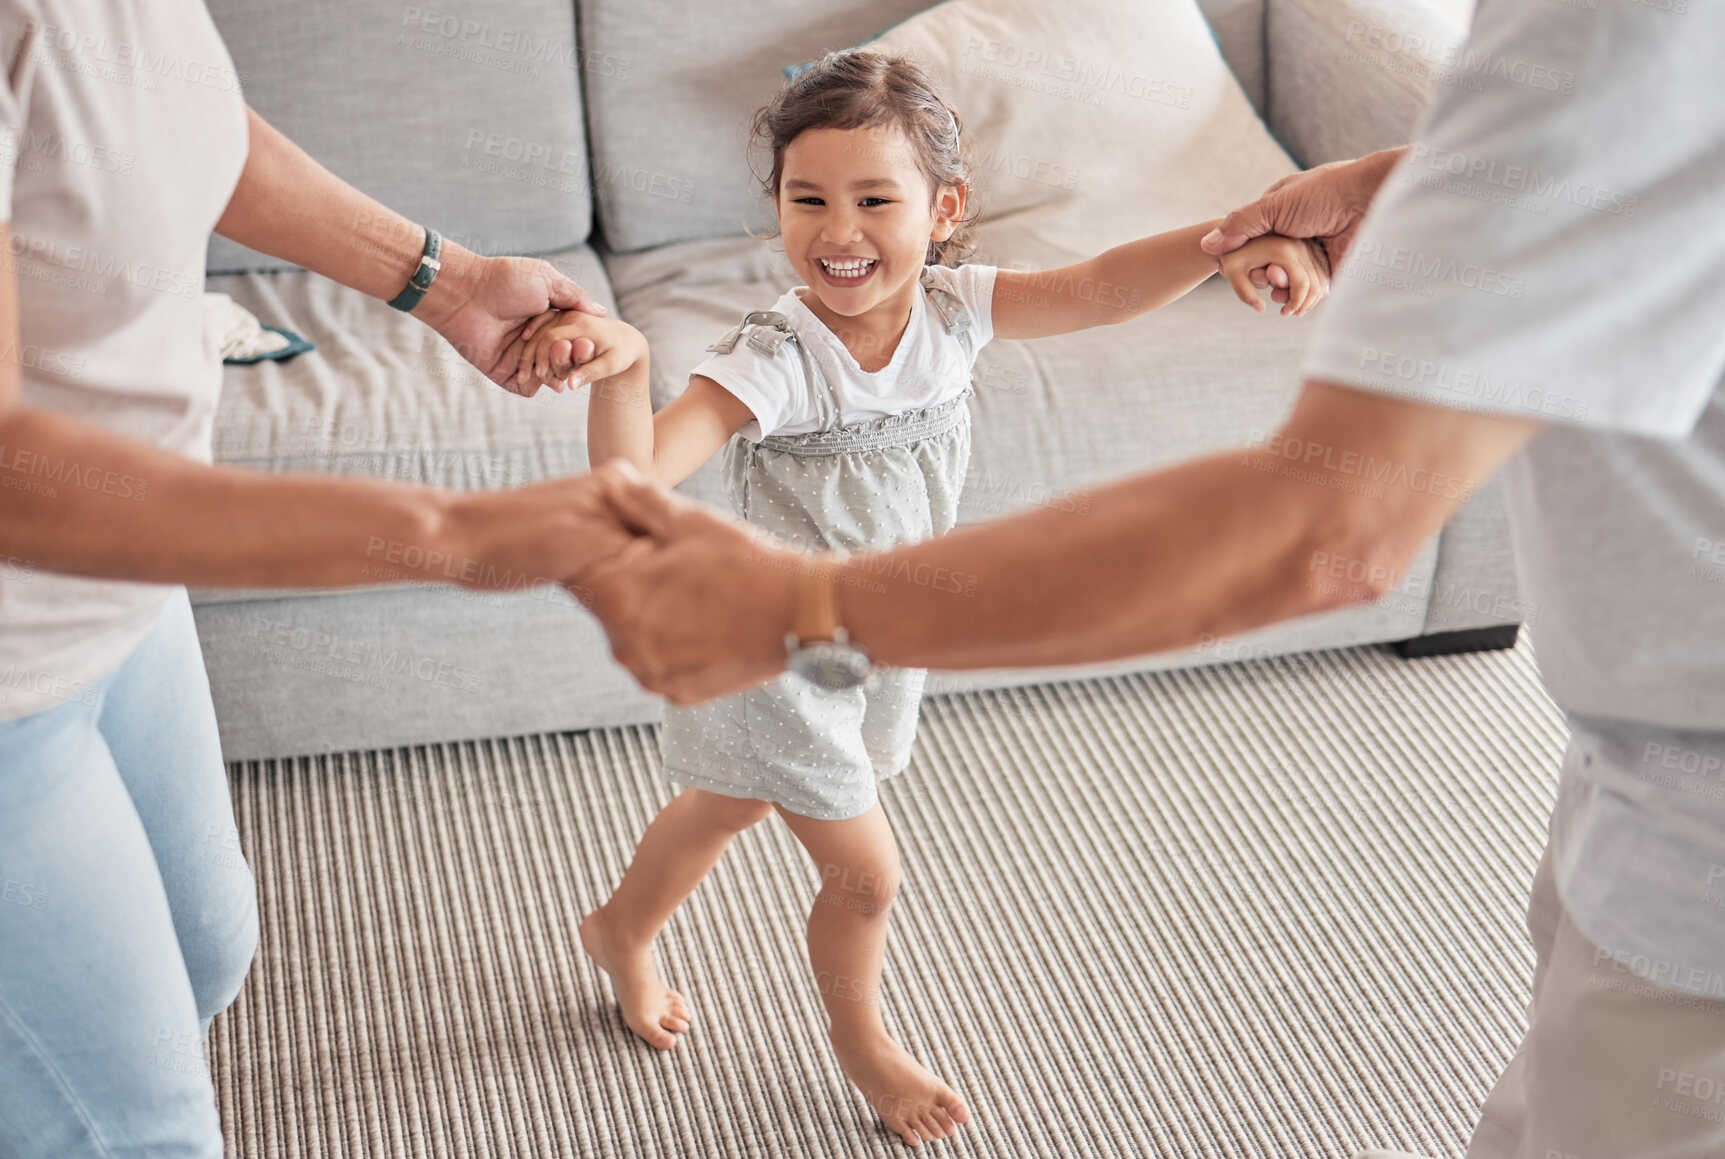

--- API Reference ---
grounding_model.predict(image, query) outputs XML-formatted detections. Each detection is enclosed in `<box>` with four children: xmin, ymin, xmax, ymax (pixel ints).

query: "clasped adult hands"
<box><xmin>568</xmin><ymin>460</ymin><xmax>802</xmax><ymax>705</ymax></box>
<box><xmin>442</xmin><ymin>460</ymin><xmax>801</xmax><ymax>705</ymax></box>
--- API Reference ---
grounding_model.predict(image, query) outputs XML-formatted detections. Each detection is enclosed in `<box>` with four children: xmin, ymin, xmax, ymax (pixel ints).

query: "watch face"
<box><xmin>791</xmin><ymin>642</ymin><xmax>871</xmax><ymax>690</ymax></box>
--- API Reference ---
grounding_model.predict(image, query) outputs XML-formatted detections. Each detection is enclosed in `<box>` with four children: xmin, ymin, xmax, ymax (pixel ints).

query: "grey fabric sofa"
<box><xmin>197</xmin><ymin>0</ymin><xmax>1514</xmax><ymax>762</ymax></box>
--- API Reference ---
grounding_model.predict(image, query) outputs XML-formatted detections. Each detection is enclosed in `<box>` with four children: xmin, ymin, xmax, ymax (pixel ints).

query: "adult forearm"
<box><xmin>214</xmin><ymin>107</ymin><xmax>475</xmax><ymax>307</ymax></box>
<box><xmin>0</xmin><ymin>407</ymin><xmax>451</xmax><ymax>588</ymax></box>
<box><xmin>832</xmin><ymin>447</ymin><xmax>1386</xmax><ymax>671</ymax></box>
<box><xmin>828</xmin><ymin>370</ymin><xmax>1536</xmax><ymax>674</ymax></box>
<box><xmin>1358</xmin><ymin>146</ymin><xmax>1411</xmax><ymax>188</ymax></box>
<box><xmin>1331</xmin><ymin>146</ymin><xmax>1410</xmax><ymax>231</ymax></box>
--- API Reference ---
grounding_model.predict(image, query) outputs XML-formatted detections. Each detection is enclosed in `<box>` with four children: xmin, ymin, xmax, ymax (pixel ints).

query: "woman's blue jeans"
<box><xmin>0</xmin><ymin>588</ymin><xmax>256</xmax><ymax>1158</ymax></box>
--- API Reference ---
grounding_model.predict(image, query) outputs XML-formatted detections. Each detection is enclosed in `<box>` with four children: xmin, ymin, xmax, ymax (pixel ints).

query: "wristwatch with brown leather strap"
<box><xmin>784</xmin><ymin>556</ymin><xmax>872</xmax><ymax>690</ymax></box>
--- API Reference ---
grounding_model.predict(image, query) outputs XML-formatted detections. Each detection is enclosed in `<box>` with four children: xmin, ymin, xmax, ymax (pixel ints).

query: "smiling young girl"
<box><xmin>524</xmin><ymin>49</ymin><xmax>1326</xmax><ymax>1148</ymax></box>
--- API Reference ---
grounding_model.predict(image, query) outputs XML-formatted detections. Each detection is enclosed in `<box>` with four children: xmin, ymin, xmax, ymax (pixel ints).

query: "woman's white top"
<box><xmin>0</xmin><ymin>2</ymin><xmax>249</xmax><ymax>721</ymax></box>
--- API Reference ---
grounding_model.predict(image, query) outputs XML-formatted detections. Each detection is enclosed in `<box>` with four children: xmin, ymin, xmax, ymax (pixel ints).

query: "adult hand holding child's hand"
<box><xmin>417</xmin><ymin>250</ymin><xmax>609</xmax><ymax>397</ymax></box>
<box><xmin>517</xmin><ymin>308</ymin><xmax>647</xmax><ymax>393</ymax></box>
<box><xmin>1200</xmin><ymin>147</ymin><xmax>1407</xmax><ymax>306</ymax></box>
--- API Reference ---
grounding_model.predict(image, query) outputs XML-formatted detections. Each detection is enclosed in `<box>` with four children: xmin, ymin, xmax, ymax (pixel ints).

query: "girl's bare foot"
<box><xmin>832</xmin><ymin>1028</ymin><xmax>970</xmax><ymax>1148</ymax></box>
<box><xmin>579</xmin><ymin>907</ymin><xmax>691</xmax><ymax>1050</ymax></box>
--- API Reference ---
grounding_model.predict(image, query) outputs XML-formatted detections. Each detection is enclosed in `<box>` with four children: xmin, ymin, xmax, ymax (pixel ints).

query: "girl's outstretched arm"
<box><xmin>529</xmin><ymin>313</ymin><xmax>654</xmax><ymax>476</ymax></box>
<box><xmin>632</xmin><ymin>376</ymin><xmax>758</xmax><ymax>489</ymax></box>
<box><xmin>991</xmin><ymin>218</ymin><xmax>1319</xmax><ymax>341</ymax></box>
<box><xmin>992</xmin><ymin>220</ymin><xmax>1221</xmax><ymax>340</ymax></box>
<box><xmin>527</xmin><ymin>314</ymin><xmax>755</xmax><ymax>489</ymax></box>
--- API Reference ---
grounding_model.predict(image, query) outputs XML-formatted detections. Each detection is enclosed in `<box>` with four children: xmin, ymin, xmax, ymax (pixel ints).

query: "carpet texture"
<box><xmin>211</xmin><ymin>637</ymin><xmax>1567</xmax><ymax>1158</ymax></box>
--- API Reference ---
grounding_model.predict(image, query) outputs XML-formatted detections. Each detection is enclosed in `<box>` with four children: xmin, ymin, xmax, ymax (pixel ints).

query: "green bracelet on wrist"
<box><xmin>387</xmin><ymin>226</ymin><xmax>442</xmax><ymax>312</ymax></box>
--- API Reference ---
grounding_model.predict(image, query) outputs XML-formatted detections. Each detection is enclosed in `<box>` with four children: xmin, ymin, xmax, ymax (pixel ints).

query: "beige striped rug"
<box><xmin>211</xmin><ymin>637</ymin><xmax>1566</xmax><ymax>1158</ymax></box>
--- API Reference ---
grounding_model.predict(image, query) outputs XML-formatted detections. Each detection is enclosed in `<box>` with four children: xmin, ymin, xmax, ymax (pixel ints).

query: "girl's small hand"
<box><xmin>1253</xmin><ymin>262</ymin><xmax>1291</xmax><ymax>297</ymax></box>
<box><xmin>519</xmin><ymin>310</ymin><xmax>623</xmax><ymax>392</ymax></box>
<box><xmin>507</xmin><ymin>310</ymin><xmax>596</xmax><ymax>396</ymax></box>
<box><xmin>518</xmin><ymin>309</ymin><xmax>576</xmax><ymax>392</ymax></box>
<box><xmin>1218</xmin><ymin>235</ymin><xmax>1330</xmax><ymax>317</ymax></box>
<box><xmin>520</xmin><ymin>312</ymin><xmax>651</xmax><ymax>396</ymax></box>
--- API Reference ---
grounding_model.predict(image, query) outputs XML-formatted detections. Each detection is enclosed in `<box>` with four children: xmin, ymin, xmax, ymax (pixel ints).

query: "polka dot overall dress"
<box><xmin>659</xmin><ymin>268</ymin><xmax>987</xmax><ymax>820</ymax></box>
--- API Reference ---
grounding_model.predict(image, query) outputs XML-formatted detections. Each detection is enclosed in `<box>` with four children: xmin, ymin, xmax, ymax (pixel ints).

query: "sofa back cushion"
<box><xmin>578</xmin><ymin>0</ymin><xmax>1264</xmax><ymax>254</ymax></box>
<box><xmin>207</xmin><ymin>0</ymin><xmax>592</xmax><ymax>273</ymax></box>
<box><xmin>871</xmin><ymin>0</ymin><xmax>1292</xmax><ymax>269</ymax></box>
<box><xmin>1202</xmin><ymin>0</ymin><xmax>1267</xmax><ymax>113</ymax></box>
<box><xmin>1267</xmin><ymin>0</ymin><xmax>1465</xmax><ymax>167</ymax></box>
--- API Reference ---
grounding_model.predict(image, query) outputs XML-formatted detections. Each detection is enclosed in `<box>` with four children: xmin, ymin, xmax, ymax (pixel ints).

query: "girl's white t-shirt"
<box><xmin>691</xmin><ymin>263</ymin><xmax>997</xmax><ymax>442</ymax></box>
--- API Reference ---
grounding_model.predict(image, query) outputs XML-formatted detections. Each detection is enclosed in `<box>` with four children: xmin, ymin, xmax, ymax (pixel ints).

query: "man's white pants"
<box><xmin>1464</xmin><ymin>846</ymin><xmax>1725</xmax><ymax>1158</ymax></box>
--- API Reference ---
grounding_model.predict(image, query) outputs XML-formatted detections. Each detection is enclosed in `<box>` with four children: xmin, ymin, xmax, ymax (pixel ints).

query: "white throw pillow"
<box><xmin>870</xmin><ymin>0</ymin><xmax>1299</xmax><ymax>268</ymax></box>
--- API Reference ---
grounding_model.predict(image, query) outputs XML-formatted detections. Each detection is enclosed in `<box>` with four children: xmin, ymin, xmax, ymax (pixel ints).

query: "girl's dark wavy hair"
<box><xmin>749</xmin><ymin>48</ymin><xmax>978</xmax><ymax>267</ymax></box>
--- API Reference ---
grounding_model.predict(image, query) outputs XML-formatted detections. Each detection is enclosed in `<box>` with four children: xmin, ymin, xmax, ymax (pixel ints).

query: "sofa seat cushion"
<box><xmin>197</xmin><ymin>245</ymin><xmax>613</xmax><ymax>606</ymax></box>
